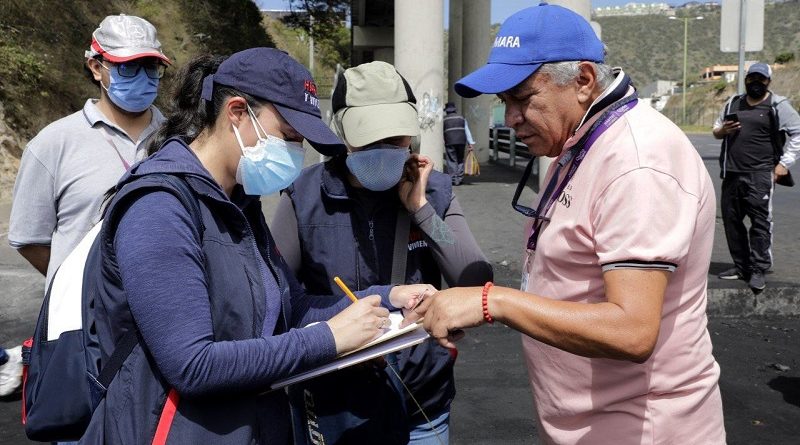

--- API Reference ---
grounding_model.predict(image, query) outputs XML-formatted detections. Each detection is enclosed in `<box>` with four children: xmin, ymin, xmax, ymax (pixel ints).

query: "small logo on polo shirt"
<box><xmin>493</xmin><ymin>35</ymin><xmax>521</xmax><ymax>48</ymax></box>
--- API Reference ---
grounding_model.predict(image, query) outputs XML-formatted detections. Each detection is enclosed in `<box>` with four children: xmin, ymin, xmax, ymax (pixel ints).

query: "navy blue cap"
<box><xmin>455</xmin><ymin>3</ymin><xmax>605</xmax><ymax>98</ymax></box>
<box><xmin>746</xmin><ymin>62</ymin><xmax>772</xmax><ymax>79</ymax></box>
<box><xmin>201</xmin><ymin>47</ymin><xmax>344</xmax><ymax>156</ymax></box>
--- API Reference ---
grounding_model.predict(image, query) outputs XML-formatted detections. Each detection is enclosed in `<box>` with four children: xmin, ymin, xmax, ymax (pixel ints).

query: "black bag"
<box><xmin>21</xmin><ymin>174</ymin><xmax>202</xmax><ymax>442</ymax></box>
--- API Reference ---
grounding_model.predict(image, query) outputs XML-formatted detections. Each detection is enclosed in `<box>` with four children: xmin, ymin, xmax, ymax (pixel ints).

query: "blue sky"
<box><xmin>253</xmin><ymin>1</ymin><xmax>682</xmax><ymax>24</ymax></box>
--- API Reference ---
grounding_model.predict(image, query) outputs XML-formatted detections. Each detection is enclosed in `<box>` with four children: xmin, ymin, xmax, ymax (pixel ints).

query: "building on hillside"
<box><xmin>592</xmin><ymin>2</ymin><xmax>673</xmax><ymax>17</ymax></box>
<box><xmin>699</xmin><ymin>62</ymin><xmax>757</xmax><ymax>83</ymax></box>
<box><xmin>639</xmin><ymin>80</ymin><xmax>678</xmax><ymax>112</ymax></box>
<box><xmin>640</xmin><ymin>80</ymin><xmax>679</xmax><ymax>98</ymax></box>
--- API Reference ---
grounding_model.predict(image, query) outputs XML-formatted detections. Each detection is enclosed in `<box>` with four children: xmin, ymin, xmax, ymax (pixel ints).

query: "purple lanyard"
<box><xmin>101</xmin><ymin>129</ymin><xmax>132</xmax><ymax>171</ymax></box>
<box><xmin>528</xmin><ymin>98</ymin><xmax>638</xmax><ymax>250</ymax></box>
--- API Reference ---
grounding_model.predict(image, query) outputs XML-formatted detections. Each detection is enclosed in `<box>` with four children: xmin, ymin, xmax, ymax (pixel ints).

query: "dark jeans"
<box><xmin>721</xmin><ymin>171</ymin><xmax>774</xmax><ymax>273</ymax></box>
<box><xmin>445</xmin><ymin>143</ymin><xmax>465</xmax><ymax>185</ymax></box>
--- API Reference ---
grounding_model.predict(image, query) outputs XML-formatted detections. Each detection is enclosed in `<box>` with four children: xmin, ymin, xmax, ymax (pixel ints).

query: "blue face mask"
<box><xmin>102</xmin><ymin>65</ymin><xmax>159</xmax><ymax>113</ymax></box>
<box><xmin>232</xmin><ymin>106</ymin><xmax>306</xmax><ymax>196</ymax></box>
<box><xmin>346</xmin><ymin>145</ymin><xmax>410</xmax><ymax>191</ymax></box>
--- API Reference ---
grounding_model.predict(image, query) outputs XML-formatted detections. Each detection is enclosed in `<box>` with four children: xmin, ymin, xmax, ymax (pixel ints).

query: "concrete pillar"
<box><xmin>461</xmin><ymin>0</ymin><xmax>491</xmax><ymax>162</ymax></box>
<box><xmin>447</xmin><ymin>0</ymin><xmax>463</xmax><ymax>112</ymax></box>
<box><xmin>395</xmin><ymin>0</ymin><xmax>445</xmax><ymax>170</ymax></box>
<box><xmin>549</xmin><ymin>0</ymin><xmax>591</xmax><ymax>20</ymax></box>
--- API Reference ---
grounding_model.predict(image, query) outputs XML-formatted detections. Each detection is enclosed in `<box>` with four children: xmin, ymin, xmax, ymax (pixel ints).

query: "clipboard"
<box><xmin>269</xmin><ymin>312</ymin><xmax>428</xmax><ymax>390</ymax></box>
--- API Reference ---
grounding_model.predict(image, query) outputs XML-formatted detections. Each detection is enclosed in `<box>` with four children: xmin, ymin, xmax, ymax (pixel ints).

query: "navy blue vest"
<box><xmin>85</xmin><ymin>171</ymin><xmax>295</xmax><ymax>444</ymax></box>
<box><xmin>286</xmin><ymin>157</ymin><xmax>456</xmax><ymax>439</ymax></box>
<box><xmin>443</xmin><ymin>113</ymin><xmax>467</xmax><ymax>145</ymax></box>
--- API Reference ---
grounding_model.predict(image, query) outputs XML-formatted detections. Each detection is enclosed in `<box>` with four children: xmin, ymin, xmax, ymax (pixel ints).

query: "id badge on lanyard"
<box><xmin>518</xmin><ymin>95</ymin><xmax>639</xmax><ymax>292</ymax></box>
<box><xmin>521</xmin><ymin>249</ymin><xmax>534</xmax><ymax>291</ymax></box>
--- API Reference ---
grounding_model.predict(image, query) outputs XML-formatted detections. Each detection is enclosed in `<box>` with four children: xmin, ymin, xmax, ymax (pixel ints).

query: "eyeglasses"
<box><xmin>100</xmin><ymin>60</ymin><xmax>166</xmax><ymax>79</ymax></box>
<box><xmin>512</xmin><ymin>146</ymin><xmax>579</xmax><ymax>251</ymax></box>
<box><xmin>511</xmin><ymin>158</ymin><xmax>553</xmax><ymax>251</ymax></box>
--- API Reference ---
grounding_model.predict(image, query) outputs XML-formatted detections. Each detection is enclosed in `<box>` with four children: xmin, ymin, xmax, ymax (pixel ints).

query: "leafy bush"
<box><xmin>775</xmin><ymin>52</ymin><xmax>795</xmax><ymax>64</ymax></box>
<box><xmin>713</xmin><ymin>79</ymin><xmax>728</xmax><ymax>93</ymax></box>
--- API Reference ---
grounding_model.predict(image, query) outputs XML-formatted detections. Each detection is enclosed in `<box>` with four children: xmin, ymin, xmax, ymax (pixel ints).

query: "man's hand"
<box><xmin>398</xmin><ymin>154</ymin><xmax>433</xmax><ymax>213</ymax></box>
<box><xmin>713</xmin><ymin>120</ymin><xmax>741</xmax><ymax>138</ymax></box>
<box><xmin>389</xmin><ymin>283</ymin><xmax>437</xmax><ymax>314</ymax></box>
<box><xmin>401</xmin><ymin>287</ymin><xmax>484</xmax><ymax>348</ymax></box>
<box><xmin>774</xmin><ymin>163</ymin><xmax>789</xmax><ymax>183</ymax></box>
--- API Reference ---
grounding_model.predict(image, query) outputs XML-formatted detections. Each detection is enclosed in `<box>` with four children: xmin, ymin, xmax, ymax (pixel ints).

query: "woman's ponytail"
<box><xmin>147</xmin><ymin>54</ymin><xmax>227</xmax><ymax>155</ymax></box>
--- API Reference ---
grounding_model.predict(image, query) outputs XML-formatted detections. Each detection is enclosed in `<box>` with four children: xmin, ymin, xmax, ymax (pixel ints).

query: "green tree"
<box><xmin>282</xmin><ymin>0</ymin><xmax>350</xmax><ymax>67</ymax></box>
<box><xmin>180</xmin><ymin>0</ymin><xmax>274</xmax><ymax>55</ymax></box>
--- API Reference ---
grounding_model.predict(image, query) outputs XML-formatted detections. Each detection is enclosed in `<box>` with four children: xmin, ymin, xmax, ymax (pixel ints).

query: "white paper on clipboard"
<box><xmin>269</xmin><ymin>312</ymin><xmax>428</xmax><ymax>390</ymax></box>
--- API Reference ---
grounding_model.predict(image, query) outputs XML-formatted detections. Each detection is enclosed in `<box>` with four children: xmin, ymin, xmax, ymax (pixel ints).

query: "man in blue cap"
<box><xmin>406</xmin><ymin>3</ymin><xmax>725</xmax><ymax>444</ymax></box>
<box><xmin>713</xmin><ymin>62</ymin><xmax>800</xmax><ymax>291</ymax></box>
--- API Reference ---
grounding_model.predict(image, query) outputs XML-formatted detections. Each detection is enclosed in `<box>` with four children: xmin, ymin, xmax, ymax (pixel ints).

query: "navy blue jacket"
<box><xmin>80</xmin><ymin>139</ymin><xmax>372</xmax><ymax>444</ymax></box>
<box><xmin>284</xmin><ymin>157</ymin><xmax>463</xmax><ymax>442</ymax></box>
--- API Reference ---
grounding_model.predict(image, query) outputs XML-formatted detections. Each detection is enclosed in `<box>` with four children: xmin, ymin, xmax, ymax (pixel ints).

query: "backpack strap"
<box><xmin>391</xmin><ymin>210</ymin><xmax>410</xmax><ymax>285</ymax></box>
<box><xmin>96</xmin><ymin>329</ymin><xmax>139</xmax><ymax>388</ymax></box>
<box><xmin>769</xmin><ymin>97</ymin><xmax>790</xmax><ymax>162</ymax></box>
<box><xmin>96</xmin><ymin>174</ymin><xmax>204</xmax><ymax>389</ymax></box>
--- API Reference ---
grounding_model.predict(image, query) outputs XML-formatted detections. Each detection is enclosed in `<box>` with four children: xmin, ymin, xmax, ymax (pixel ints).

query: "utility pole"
<box><xmin>309</xmin><ymin>14</ymin><xmax>315</xmax><ymax>76</ymax></box>
<box><xmin>737</xmin><ymin>0</ymin><xmax>747</xmax><ymax>95</ymax></box>
<box><xmin>682</xmin><ymin>17</ymin><xmax>688</xmax><ymax>125</ymax></box>
<box><xmin>669</xmin><ymin>15</ymin><xmax>702</xmax><ymax>126</ymax></box>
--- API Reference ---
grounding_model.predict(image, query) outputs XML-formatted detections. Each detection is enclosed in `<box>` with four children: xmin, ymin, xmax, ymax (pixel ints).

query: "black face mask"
<box><xmin>745</xmin><ymin>82</ymin><xmax>768</xmax><ymax>99</ymax></box>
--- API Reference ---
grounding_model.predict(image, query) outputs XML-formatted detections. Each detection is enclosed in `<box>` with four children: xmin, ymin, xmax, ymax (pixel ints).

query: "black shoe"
<box><xmin>718</xmin><ymin>267</ymin><xmax>746</xmax><ymax>280</ymax></box>
<box><xmin>749</xmin><ymin>271</ymin><xmax>766</xmax><ymax>291</ymax></box>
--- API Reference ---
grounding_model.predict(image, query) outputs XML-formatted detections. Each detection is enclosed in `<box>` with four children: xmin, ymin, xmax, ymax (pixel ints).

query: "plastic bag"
<box><xmin>464</xmin><ymin>148</ymin><xmax>480</xmax><ymax>176</ymax></box>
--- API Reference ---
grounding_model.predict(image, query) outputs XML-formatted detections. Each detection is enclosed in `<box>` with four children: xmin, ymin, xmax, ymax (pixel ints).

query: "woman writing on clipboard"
<box><xmin>80</xmin><ymin>49</ymin><xmax>428</xmax><ymax>444</ymax></box>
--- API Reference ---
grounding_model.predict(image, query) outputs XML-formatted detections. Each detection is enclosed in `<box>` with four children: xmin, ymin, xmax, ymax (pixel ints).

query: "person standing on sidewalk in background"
<box><xmin>4</xmin><ymin>14</ymin><xmax>169</xmax><ymax>398</ymax></box>
<box><xmin>442</xmin><ymin>102</ymin><xmax>475</xmax><ymax>186</ymax></box>
<box><xmin>271</xmin><ymin>61</ymin><xmax>492</xmax><ymax>444</ymax></box>
<box><xmin>713</xmin><ymin>62</ymin><xmax>800</xmax><ymax>292</ymax></box>
<box><xmin>404</xmin><ymin>4</ymin><xmax>725</xmax><ymax>444</ymax></box>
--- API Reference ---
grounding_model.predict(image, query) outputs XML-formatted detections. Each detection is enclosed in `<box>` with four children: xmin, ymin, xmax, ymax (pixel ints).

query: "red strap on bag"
<box><xmin>151</xmin><ymin>389</ymin><xmax>180</xmax><ymax>445</ymax></box>
<box><xmin>21</xmin><ymin>337</ymin><xmax>33</xmax><ymax>425</ymax></box>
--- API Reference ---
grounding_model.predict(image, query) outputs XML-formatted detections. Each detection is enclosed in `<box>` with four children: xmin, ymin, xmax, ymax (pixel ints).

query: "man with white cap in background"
<box><xmin>713</xmin><ymin>61</ymin><xmax>800</xmax><ymax>291</ymax></box>
<box><xmin>1</xmin><ymin>14</ymin><xmax>169</xmax><ymax>397</ymax></box>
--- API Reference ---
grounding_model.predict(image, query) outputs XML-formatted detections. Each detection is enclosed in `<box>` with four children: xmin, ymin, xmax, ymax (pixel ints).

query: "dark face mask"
<box><xmin>745</xmin><ymin>81</ymin><xmax>768</xmax><ymax>99</ymax></box>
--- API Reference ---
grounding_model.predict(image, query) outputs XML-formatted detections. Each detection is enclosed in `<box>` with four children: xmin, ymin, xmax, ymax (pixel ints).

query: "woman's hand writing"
<box><xmin>326</xmin><ymin>295</ymin><xmax>390</xmax><ymax>355</ymax></box>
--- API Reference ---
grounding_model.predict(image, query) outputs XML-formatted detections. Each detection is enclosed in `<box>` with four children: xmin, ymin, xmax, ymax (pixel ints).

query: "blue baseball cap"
<box><xmin>746</xmin><ymin>62</ymin><xmax>772</xmax><ymax>79</ymax></box>
<box><xmin>201</xmin><ymin>47</ymin><xmax>344</xmax><ymax>156</ymax></box>
<box><xmin>455</xmin><ymin>2</ymin><xmax>605</xmax><ymax>98</ymax></box>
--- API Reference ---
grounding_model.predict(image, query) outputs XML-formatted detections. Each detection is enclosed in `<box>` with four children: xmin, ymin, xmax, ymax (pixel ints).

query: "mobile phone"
<box><xmin>724</xmin><ymin>113</ymin><xmax>739</xmax><ymax>122</ymax></box>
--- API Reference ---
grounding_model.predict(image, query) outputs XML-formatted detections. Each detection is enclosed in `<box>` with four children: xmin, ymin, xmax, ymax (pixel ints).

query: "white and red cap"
<box><xmin>84</xmin><ymin>14</ymin><xmax>170</xmax><ymax>64</ymax></box>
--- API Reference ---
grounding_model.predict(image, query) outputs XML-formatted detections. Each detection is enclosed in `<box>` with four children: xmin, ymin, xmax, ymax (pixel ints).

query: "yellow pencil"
<box><xmin>333</xmin><ymin>276</ymin><xmax>359</xmax><ymax>303</ymax></box>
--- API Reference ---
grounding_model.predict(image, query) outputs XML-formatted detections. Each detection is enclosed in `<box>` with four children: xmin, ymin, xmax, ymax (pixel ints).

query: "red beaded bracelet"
<box><xmin>482</xmin><ymin>282</ymin><xmax>494</xmax><ymax>324</ymax></box>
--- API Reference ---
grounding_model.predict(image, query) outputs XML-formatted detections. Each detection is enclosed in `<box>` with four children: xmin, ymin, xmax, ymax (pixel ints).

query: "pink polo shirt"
<box><xmin>521</xmin><ymin>95</ymin><xmax>726</xmax><ymax>444</ymax></box>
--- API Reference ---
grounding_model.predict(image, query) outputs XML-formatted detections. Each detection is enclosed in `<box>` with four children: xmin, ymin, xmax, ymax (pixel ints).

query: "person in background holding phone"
<box><xmin>712</xmin><ymin>62</ymin><xmax>800</xmax><ymax>291</ymax></box>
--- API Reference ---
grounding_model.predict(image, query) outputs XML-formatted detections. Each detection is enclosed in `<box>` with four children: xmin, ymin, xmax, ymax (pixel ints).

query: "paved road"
<box><xmin>1</xmin><ymin>133</ymin><xmax>799</xmax><ymax>443</ymax></box>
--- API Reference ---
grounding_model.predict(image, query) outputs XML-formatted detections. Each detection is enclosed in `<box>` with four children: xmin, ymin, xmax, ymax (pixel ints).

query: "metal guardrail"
<box><xmin>489</xmin><ymin>126</ymin><xmax>537</xmax><ymax>169</ymax></box>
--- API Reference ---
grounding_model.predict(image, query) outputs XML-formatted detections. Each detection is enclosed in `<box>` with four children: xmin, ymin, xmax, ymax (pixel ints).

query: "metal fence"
<box><xmin>489</xmin><ymin>126</ymin><xmax>538</xmax><ymax>169</ymax></box>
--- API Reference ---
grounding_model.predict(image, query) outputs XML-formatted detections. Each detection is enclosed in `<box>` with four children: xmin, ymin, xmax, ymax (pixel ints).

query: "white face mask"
<box><xmin>231</xmin><ymin>106</ymin><xmax>306</xmax><ymax>196</ymax></box>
